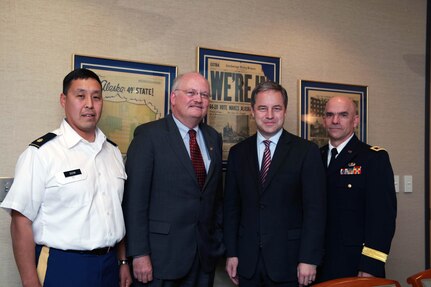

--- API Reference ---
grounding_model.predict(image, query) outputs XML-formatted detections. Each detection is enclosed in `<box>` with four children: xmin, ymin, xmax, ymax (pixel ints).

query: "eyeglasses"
<box><xmin>175</xmin><ymin>89</ymin><xmax>210</xmax><ymax>100</ymax></box>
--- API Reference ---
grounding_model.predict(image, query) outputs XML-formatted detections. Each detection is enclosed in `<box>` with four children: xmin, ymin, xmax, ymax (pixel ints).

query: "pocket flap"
<box><xmin>149</xmin><ymin>221</ymin><xmax>171</xmax><ymax>234</ymax></box>
<box><xmin>55</xmin><ymin>169</ymin><xmax>87</xmax><ymax>184</ymax></box>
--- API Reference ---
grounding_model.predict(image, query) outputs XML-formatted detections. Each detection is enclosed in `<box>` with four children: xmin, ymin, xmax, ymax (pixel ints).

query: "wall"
<box><xmin>0</xmin><ymin>0</ymin><xmax>426</xmax><ymax>286</ymax></box>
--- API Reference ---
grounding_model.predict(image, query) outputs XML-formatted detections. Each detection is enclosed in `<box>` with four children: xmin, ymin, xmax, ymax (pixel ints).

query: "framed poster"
<box><xmin>299</xmin><ymin>80</ymin><xmax>367</xmax><ymax>147</ymax></box>
<box><xmin>197</xmin><ymin>47</ymin><xmax>281</xmax><ymax>161</ymax></box>
<box><xmin>73</xmin><ymin>54</ymin><xmax>177</xmax><ymax>154</ymax></box>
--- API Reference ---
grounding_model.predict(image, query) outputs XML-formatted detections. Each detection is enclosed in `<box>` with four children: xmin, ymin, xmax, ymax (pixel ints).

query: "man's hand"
<box><xmin>225</xmin><ymin>257</ymin><xmax>239</xmax><ymax>285</ymax></box>
<box><xmin>119</xmin><ymin>264</ymin><xmax>132</xmax><ymax>287</ymax></box>
<box><xmin>132</xmin><ymin>256</ymin><xmax>153</xmax><ymax>283</ymax></box>
<box><xmin>297</xmin><ymin>263</ymin><xmax>316</xmax><ymax>286</ymax></box>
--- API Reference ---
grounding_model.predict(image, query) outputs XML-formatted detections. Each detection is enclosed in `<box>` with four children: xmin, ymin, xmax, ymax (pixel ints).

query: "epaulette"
<box><xmin>106</xmin><ymin>138</ymin><xmax>118</xmax><ymax>147</ymax></box>
<box><xmin>29</xmin><ymin>133</ymin><xmax>57</xmax><ymax>148</ymax></box>
<box><xmin>370</xmin><ymin>146</ymin><xmax>386</xmax><ymax>152</ymax></box>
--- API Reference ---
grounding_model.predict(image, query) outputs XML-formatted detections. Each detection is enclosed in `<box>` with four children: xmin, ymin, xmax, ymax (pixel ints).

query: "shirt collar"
<box><xmin>172</xmin><ymin>114</ymin><xmax>200</xmax><ymax>139</ymax></box>
<box><xmin>60</xmin><ymin>119</ymin><xmax>105</xmax><ymax>149</ymax></box>
<box><xmin>329</xmin><ymin>133</ymin><xmax>354</xmax><ymax>154</ymax></box>
<box><xmin>256</xmin><ymin>129</ymin><xmax>283</xmax><ymax>145</ymax></box>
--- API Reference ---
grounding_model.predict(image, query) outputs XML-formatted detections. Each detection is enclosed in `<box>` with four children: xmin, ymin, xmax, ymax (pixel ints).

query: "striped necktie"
<box><xmin>260</xmin><ymin>140</ymin><xmax>271</xmax><ymax>185</ymax></box>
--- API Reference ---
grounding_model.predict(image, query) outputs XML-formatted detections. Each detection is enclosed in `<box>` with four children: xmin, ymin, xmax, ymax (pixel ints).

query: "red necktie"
<box><xmin>260</xmin><ymin>140</ymin><xmax>271</xmax><ymax>185</ymax></box>
<box><xmin>189</xmin><ymin>129</ymin><xmax>206</xmax><ymax>189</ymax></box>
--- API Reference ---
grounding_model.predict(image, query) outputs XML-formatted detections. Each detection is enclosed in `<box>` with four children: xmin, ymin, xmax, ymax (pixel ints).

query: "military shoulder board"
<box><xmin>106</xmin><ymin>138</ymin><xmax>118</xmax><ymax>147</ymax></box>
<box><xmin>370</xmin><ymin>146</ymin><xmax>386</xmax><ymax>152</ymax></box>
<box><xmin>29</xmin><ymin>132</ymin><xmax>57</xmax><ymax>148</ymax></box>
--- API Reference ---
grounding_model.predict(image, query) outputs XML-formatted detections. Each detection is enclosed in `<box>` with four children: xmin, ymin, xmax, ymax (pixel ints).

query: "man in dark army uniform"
<box><xmin>317</xmin><ymin>96</ymin><xmax>397</xmax><ymax>281</ymax></box>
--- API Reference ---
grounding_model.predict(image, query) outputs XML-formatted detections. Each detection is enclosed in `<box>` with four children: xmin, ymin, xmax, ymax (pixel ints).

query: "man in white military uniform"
<box><xmin>1</xmin><ymin>68</ymin><xmax>132</xmax><ymax>287</ymax></box>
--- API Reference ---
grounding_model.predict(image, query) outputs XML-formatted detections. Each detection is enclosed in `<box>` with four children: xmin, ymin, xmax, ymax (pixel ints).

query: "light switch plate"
<box><xmin>0</xmin><ymin>177</ymin><xmax>14</xmax><ymax>202</ymax></box>
<box><xmin>394</xmin><ymin>175</ymin><xmax>399</xmax><ymax>193</ymax></box>
<box><xmin>404</xmin><ymin>175</ymin><xmax>413</xmax><ymax>193</ymax></box>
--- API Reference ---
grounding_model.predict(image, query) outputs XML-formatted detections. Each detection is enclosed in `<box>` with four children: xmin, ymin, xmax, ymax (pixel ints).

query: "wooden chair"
<box><xmin>312</xmin><ymin>277</ymin><xmax>401</xmax><ymax>287</ymax></box>
<box><xmin>407</xmin><ymin>269</ymin><xmax>431</xmax><ymax>287</ymax></box>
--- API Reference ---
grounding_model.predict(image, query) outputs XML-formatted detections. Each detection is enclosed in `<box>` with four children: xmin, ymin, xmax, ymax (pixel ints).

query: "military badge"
<box><xmin>29</xmin><ymin>132</ymin><xmax>57</xmax><ymax>148</ymax></box>
<box><xmin>340</xmin><ymin>165</ymin><xmax>362</xmax><ymax>175</ymax></box>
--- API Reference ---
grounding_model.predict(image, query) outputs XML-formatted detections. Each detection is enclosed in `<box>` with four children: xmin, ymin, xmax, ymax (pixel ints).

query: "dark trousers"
<box><xmin>35</xmin><ymin>245</ymin><xmax>119</xmax><ymax>287</ymax></box>
<box><xmin>239</xmin><ymin>250</ymin><xmax>298</xmax><ymax>287</ymax></box>
<box><xmin>134</xmin><ymin>253</ymin><xmax>215</xmax><ymax>287</ymax></box>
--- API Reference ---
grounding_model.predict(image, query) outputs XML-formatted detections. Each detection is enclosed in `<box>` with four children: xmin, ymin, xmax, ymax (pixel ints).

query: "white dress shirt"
<box><xmin>256</xmin><ymin>129</ymin><xmax>283</xmax><ymax>170</ymax></box>
<box><xmin>326</xmin><ymin>133</ymin><xmax>355</xmax><ymax>166</ymax></box>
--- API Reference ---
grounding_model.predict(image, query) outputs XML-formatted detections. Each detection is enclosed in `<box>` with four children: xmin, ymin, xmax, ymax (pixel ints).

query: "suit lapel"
<box><xmin>200</xmin><ymin>124</ymin><xmax>217</xmax><ymax>191</ymax></box>
<box><xmin>245</xmin><ymin>134</ymin><xmax>261</xmax><ymax>194</ymax></box>
<box><xmin>165</xmin><ymin>115</ymin><xmax>198</xmax><ymax>182</ymax></box>
<box><xmin>249</xmin><ymin>134</ymin><xmax>260</xmax><ymax>181</ymax></box>
<box><xmin>321</xmin><ymin>145</ymin><xmax>329</xmax><ymax>168</ymax></box>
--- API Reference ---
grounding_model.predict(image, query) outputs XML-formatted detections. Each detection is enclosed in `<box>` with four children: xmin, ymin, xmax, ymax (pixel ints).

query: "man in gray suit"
<box><xmin>123</xmin><ymin>72</ymin><xmax>224</xmax><ymax>287</ymax></box>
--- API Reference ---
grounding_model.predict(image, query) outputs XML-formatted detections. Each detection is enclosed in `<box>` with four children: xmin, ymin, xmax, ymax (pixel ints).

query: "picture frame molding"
<box><xmin>299</xmin><ymin>79</ymin><xmax>368</xmax><ymax>147</ymax></box>
<box><xmin>73</xmin><ymin>54</ymin><xmax>177</xmax><ymax>154</ymax></box>
<box><xmin>197</xmin><ymin>47</ymin><xmax>281</xmax><ymax>164</ymax></box>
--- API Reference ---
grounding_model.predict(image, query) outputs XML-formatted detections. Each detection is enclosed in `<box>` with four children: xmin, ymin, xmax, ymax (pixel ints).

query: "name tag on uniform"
<box><xmin>63</xmin><ymin>169</ymin><xmax>82</xmax><ymax>177</ymax></box>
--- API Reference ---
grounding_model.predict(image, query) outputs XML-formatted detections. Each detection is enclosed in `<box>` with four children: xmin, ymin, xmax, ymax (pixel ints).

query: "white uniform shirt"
<box><xmin>1</xmin><ymin>120</ymin><xmax>127</xmax><ymax>250</ymax></box>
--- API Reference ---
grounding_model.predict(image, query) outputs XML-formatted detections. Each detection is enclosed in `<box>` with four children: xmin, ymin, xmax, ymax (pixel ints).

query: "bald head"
<box><xmin>323</xmin><ymin>96</ymin><xmax>359</xmax><ymax>147</ymax></box>
<box><xmin>326</xmin><ymin>96</ymin><xmax>357</xmax><ymax>115</ymax></box>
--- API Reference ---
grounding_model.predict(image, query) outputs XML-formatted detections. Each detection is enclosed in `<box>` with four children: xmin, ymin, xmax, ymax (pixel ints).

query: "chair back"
<box><xmin>312</xmin><ymin>277</ymin><xmax>401</xmax><ymax>287</ymax></box>
<box><xmin>407</xmin><ymin>269</ymin><xmax>431</xmax><ymax>287</ymax></box>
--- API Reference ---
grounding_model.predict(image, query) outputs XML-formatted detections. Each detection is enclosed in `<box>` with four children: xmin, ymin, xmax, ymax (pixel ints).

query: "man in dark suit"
<box><xmin>122</xmin><ymin>72</ymin><xmax>224</xmax><ymax>287</ymax></box>
<box><xmin>223</xmin><ymin>81</ymin><xmax>326</xmax><ymax>287</ymax></box>
<box><xmin>317</xmin><ymin>96</ymin><xmax>397</xmax><ymax>281</ymax></box>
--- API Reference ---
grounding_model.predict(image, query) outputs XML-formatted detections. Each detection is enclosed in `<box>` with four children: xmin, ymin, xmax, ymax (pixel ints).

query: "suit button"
<box><xmin>260</xmin><ymin>204</ymin><xmax>265</xmax><ymax>209</ymax></box>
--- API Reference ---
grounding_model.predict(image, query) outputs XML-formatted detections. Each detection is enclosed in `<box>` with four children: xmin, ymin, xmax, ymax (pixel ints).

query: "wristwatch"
<box><xmin>118</xmin><ymin>259</ymin><xmax>129</xmax><ymax>265</ymax></box>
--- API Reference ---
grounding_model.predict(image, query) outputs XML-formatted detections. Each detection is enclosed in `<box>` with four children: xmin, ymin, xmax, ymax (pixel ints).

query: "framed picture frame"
<box><xmin>197</xmin><ymin>47</ymin><xmax>281</xmax><ymax>162</ymax></box>
<box><xmin>73</xmin><ymin>54</ymin><xmax>177</xmax><ymax>154</ymax></box>
<box><xmin>299</xmin><ymin>80</ymin><xmax>367</xmax><ymax>147</ymax></box>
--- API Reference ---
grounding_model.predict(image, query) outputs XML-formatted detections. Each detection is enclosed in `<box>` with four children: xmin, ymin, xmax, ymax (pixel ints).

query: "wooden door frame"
<box><xmin>426</xmin><ymin>0</ymin><xmax>430</xmax><ymax>269</ymax></box>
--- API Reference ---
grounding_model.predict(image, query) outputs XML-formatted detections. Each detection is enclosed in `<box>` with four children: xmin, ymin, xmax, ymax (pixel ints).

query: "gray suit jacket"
<box><xmin>123</xmin><ymin>114</ymin><xmax>224</xmax><ymax>279</ymax></box>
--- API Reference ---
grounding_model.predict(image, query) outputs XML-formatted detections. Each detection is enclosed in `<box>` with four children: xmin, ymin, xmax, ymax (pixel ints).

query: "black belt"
<box><xmin>63</xmin><ymin>246</ymin><xmax>115</xmax><ymax>256</ymax></box>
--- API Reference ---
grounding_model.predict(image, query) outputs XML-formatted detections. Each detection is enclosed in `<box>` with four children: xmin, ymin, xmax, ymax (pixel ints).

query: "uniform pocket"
<box><xmin>53</xmin><ymin>169</ymin><xmax>91</xmax><ymax>207</ymax></box>
<box><xmin>55</xmin><ymin>169</ymin><xmax>87</xmax><ymax>184</ymax></box>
